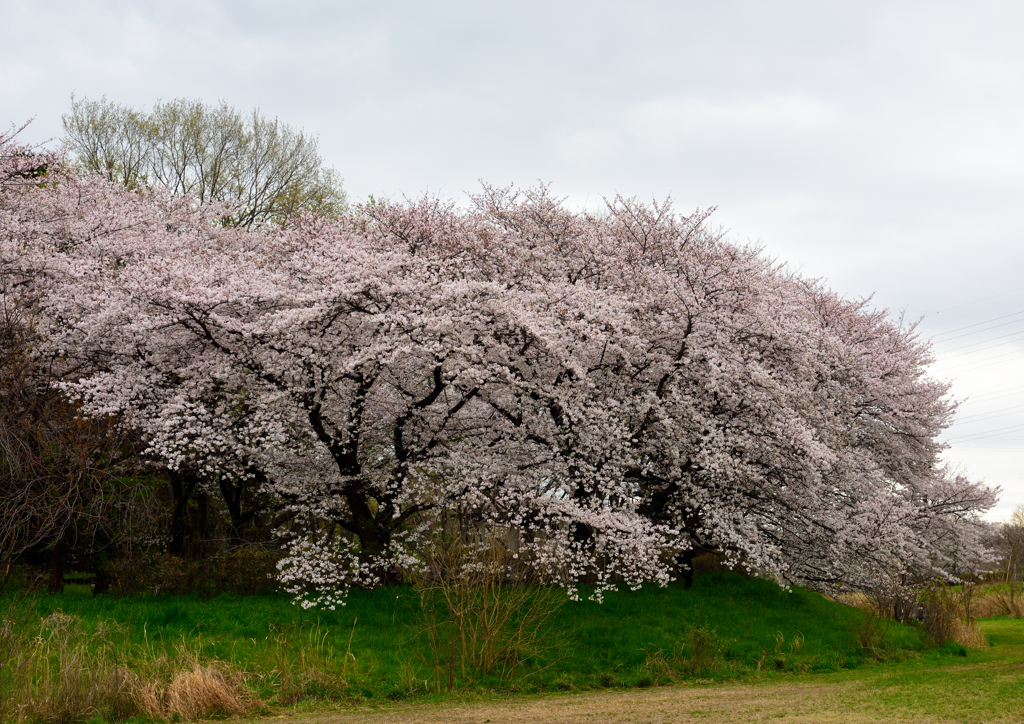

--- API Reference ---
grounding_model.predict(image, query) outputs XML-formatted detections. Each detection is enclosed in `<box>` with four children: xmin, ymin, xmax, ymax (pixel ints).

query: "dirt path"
<box><xmin>270</xmin><ymin>677</ymin><xmax>960</xmax><ymax>724</ymax></box>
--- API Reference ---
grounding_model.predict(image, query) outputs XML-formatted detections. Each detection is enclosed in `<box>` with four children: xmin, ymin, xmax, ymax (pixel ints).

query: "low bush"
<box><xmin>107</xmin><ymin>548</ymin><xmax>280</xmax><ymax>597</ymax></box>
<box><xmin>643</xmin><ymin>618</ymin><xmax>733</xmax><ymax>682</ymax></box>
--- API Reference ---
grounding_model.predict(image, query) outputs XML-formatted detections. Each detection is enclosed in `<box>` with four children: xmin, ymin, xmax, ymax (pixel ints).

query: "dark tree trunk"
<box><xmin>219</xmin><ymin>478</ymin><xmax>254</xmax><ymax>547</ymax></box>
<box><xmin>169</xmin><ymin>470</ymin><xmax>199</xmax><ymax>556</ymax></box>
<box><xmin>92</xmin><ymin>528</ymin><xmax>111</xmax><ymax>595</ymax></box>
<box><xmin>194</xmin><ymin>491</ymin><xmax>210</xmax><ymax>557</ymax></box>
<box><xmin>676</xmin><ymin>549</ymin><xmax>696</xmax><ymax>590</ymax></box>
<box><xmin>48</xmin><ymin>532</ymin><xmax>69</xmax><ymax>594</ymax></box>
<box><xmin>350</xmin><ymin>501</ymin><xmax>403</xmax><ymax>586</ymax></box>
<box><xmin>92</xmin><ymin>567</ymin><xmax>110</xmax><ymax>595</ymax></box>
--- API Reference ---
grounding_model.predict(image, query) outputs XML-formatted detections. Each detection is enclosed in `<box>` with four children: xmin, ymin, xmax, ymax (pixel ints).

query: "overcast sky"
<box><xmin>5</xmin><ymin>0</ymin><xmax>1024</xmax><ymax>517</ymax></box>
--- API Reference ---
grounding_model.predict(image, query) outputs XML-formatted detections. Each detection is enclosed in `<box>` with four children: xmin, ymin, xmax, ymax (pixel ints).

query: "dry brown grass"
<box><xmin>118</xmin><ymin>647</ymin><xmax>254</xmax><ymax>720</ymax></box>
<box><xmin>0</xmin><ymin>607</ymin><xmax>255</xmax><ymax>723</ymax></box>
<box><xmin>833</xmin><ymin>591</ymin><xmax>872</xmax><ymax>612</ymax></box>
<box><xmin>950</xmin><ymin>618</ymin><xmax>987</xmax><ymax>649</ymax></box>
<box><xmin>166</xmin><ymin>663</ymin><xmax>250</xmax><ymax>719</ymax></box>
<box><xmin>973</xmin><ymin>584</ymin><xmax>1024</xmax><ymax>618</ymax></box>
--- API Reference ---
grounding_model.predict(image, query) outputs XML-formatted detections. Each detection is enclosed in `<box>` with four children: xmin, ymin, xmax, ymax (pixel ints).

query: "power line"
<box><xmin>933</xmin><ymin>316</ymin><xmax>1024</xmax><ymax>345</ymax></box>
<box><xmin>946</xmin><ymin>357</ymin><xmax>1024</xmax><ymax>376</ymax></box>
<box><xmin>943</xmin><ymin>444</ymin><xmax>1024</xmax><ymax>451</ymax></box>
<box><xmin>953</xmin><ymin>408</ymin><xmax>1024</xmax><ymax>425</ymax></box>
<box><xmin>947</xmin><ymin>422</ymin><xmax>1024</xmax><ymax>443</ymax></box>
<box><xmin>930</xmin><ymin>309</ymin><xmax>1024</xmax><ymax>339</ymax></box>
<box><xmin>955</xmin><ymin>402</ymin><xmax>1024</xmax><ymax>422</ymax></box>
<box><xmin>935</xmin><ymin>329</ymin><xmax>1024</xmax><ymax>357</ymax></box>
<box><xmin>930</xmin><ymin>288</ymin><xmax>1024</xmax><ymax>315</ymax></box>
<box><xmin>938</xmin><ymin>348</ymin><xmax>1024</xmax><ymax>374</ymax></box>
<box><xmin>956</xmin><ymin>384</ymin><xmax>1024</xmax><ymax>405</ymax></box>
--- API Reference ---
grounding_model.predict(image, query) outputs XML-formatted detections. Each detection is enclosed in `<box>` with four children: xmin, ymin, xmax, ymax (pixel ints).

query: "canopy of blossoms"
<box><xmin>1</xmin><ymin>127</ymin><xmax>997</xmax><ymax>602</ymax></box>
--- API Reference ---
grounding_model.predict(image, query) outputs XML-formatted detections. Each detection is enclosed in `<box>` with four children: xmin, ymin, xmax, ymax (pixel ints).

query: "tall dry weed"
<box><xmin>267</xmin><ymin>621</ymin><xmax>357</xmax><ymax>704</ymax></box>
<box><xmin>411</xmin><ymin>529</ymin><xmax>566</xmax><ymax>691</ymax></box>
<box><xmin>925</xmin><ymin>584</ymin><xmax>987</xmax><ymax>649</ymax></box>
<box><xmin>0</xmin><ymin>612</ymin><xmax>138</xmax><ymax>724</ymax></box>
<box><xmin>0</xmin><ymin>602</ymin><xmax>31</xmax><ymax>723</ymax></box>
<box><xmin>852</xmin><ymin>612</ymin><xmax>891</xmax><ymax>660</ymax></box>
<box><xmin>973</xmin><ymin>583</ymin><xmax>1024</xmax><ymax>618</ymax></box>
<box><xmin>644</xmin><ymin>619</ymin><xmax>733</xmax><ymax>681</ymax></box>
<box><xmin>756</xmin><ymin>630</ymin><xmax>805</xmax><ymax>670</ymax></box>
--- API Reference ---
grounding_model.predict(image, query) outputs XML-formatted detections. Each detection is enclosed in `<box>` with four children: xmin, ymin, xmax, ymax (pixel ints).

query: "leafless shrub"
<box><xmin>991</xmin><ymin>505</ymin><xmax>1024</xmax><ymax>616</ymax></box>
<box><xmin>866</xmin><ymin>578</ymin><xmax>921</xmax><ymax>623</ymax></box>
<box><xmin>962</xmin><ymin>582</ymin><xmax>1024</xmax><ymax>618</ymax></box>
<box><xmin>410</xmin><ymin>527</ymin><xmax>566</xmax><ymax>691</ymax></box>
<box><xmin>924</xmin><ymin>584</ymin><xmax>987</xmax><ymax>649</ymax></box>
<box><xmin>0</xmin><ymin>312</ymin><xmax>157</xmax><ymax>595</ymax></box>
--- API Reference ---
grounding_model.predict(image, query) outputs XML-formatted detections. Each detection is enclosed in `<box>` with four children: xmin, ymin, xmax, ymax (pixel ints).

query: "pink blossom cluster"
<box><xmin>1</xmin><ymin>127</ymin><xmax>997</xmax><ymax>602</ymax></box>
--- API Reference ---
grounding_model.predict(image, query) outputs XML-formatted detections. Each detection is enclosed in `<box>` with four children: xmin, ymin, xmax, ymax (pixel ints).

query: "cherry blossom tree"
<box><xmin>356</xmin><ymin>185</ymin><xmax>997</xmax><ymax>591</ymax></box>
<box><xmin>2</xmin><ymin>125</ymin><xmax>996</xmax><ymax>602</ymax></box>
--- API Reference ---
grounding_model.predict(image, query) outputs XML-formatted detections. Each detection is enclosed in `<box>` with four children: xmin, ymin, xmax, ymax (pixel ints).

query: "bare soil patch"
<box><xmin>276</xmin><ymin>677</ymin><xmax>959</xmax><ymax>724</ymax></box>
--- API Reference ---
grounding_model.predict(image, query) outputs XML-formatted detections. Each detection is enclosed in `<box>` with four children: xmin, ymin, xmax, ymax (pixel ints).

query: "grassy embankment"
<box><xmin>304</xmin><ymin>617</ymin><xmax>1024</xmax><ymax>724</ymax></box>
<box><xmin>0</xmin><ymin>572</ymin><xmax>940</xmax><ymax>721</ymax></box>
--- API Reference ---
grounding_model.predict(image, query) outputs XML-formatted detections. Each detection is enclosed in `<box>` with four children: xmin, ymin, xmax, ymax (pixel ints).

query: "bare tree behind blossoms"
<box><xmin>4</xmin><ymin>125</ymin><xmax>996</xmax><ymax>602</ymax></box>
<box><xmin>996</xmin><ymin>506</ymin><xmax>1024</xmax><ymax>610</ymax></box>
<box><xmin>0</xmin><ymin>335</ymin><xmax>155</xmax><ymax>593</ymax></box>
<box><xmin>62</xmin><ymin>95</ymin><xmax>347</xmax><ymax>227</ymax></box>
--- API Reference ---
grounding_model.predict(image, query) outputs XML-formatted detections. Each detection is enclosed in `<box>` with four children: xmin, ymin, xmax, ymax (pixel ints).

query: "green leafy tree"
<box><xmin>62</xmin><ymin>95</ymin><xmax>346</xmax><ymax>227</ymax></box>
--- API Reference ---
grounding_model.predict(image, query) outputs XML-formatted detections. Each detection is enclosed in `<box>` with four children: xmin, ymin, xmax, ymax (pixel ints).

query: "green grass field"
<box><xmin>295</xmin><ymin>618</ymin><xmax>1024</xmax><ymax>724</ymax></box>
<box><xmin>1</xmin><ymin>571</ymin><xmax>932</xmax><ymax>714</ymax></box>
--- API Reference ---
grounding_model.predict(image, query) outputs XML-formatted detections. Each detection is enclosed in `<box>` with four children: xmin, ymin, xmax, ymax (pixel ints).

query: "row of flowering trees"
<box><xmin>0</xmin><ymin>126</ymin><xmax>997</xmax><ymax>600</ymax></box>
